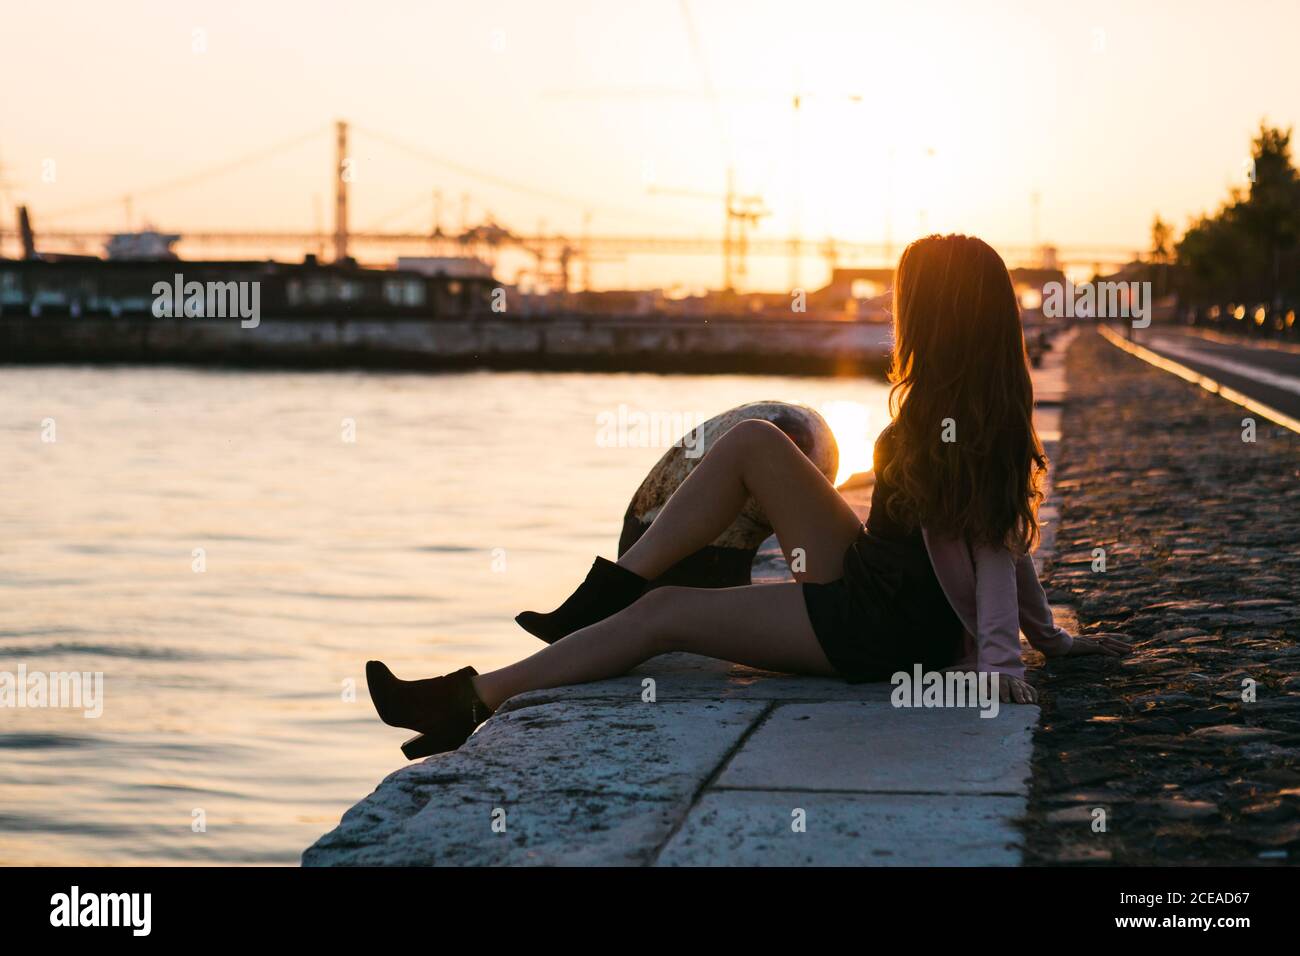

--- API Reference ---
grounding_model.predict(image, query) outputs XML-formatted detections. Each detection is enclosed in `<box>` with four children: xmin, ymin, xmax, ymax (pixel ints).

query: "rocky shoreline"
<box><xmin>1023</xmin><ymin>328</ymin><xmax>1300</xmax><ymax>864</ymax></box>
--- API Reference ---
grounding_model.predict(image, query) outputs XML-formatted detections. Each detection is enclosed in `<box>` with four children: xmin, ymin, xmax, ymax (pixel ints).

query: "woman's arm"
<box><xmin>1014</xmin><ymin>552</ymin><xmax>1073</xmax><ymax>656</ymax></box>
<box><xmin>969</xmin><ymin>543</ymin><xmax>1039</xmax><ymax>702</ymax></box>
<box><xmin>1015</xmin><ymin>552</ymin><xmax>1130</xmax><ymax>660</ymax></box>
<box><xmin>970</xmin><ymin>543</ymin><xmax>1024</xmax><ymax>676</ymax></box>
<box><xmin>926</xmin><ymin>530</ymin><xmax>1037</xmax><ymax>701</ymax></box>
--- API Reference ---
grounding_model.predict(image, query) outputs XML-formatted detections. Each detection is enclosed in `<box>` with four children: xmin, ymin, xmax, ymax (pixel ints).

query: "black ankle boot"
<box><xmin>365</xmin><ymin>661</ymin><xmax>494</xmax><ymax>759</ymax></box>
<box><xmin>515</xmin><ymin>556</ymin><xmax>647</xmax><ymax>644</ymax></box>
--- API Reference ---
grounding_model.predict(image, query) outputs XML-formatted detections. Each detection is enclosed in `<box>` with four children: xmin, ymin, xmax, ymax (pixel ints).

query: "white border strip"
<box><xmin>1180</xmin><ymin>326</ymin><xmax>1300</xmax><ymax>356</ymax></box>
<box><xmin>1098</xmin><ymin>323</ymin><xmax>1300</xmax><ymax>435</ymax></box>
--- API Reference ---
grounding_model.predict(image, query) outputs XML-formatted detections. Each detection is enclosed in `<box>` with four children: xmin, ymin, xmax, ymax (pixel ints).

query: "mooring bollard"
<box><xmin>617</xmin><ymin>401</ymin><xmax>839</xmax><ymax>589</ymax></box>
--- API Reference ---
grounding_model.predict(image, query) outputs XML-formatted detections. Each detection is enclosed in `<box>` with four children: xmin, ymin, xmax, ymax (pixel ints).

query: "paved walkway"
<box><xmin>303</xmin><ymin>336</ymin><xmax>1075</xmax><ymax>866</ymax></box>
<box><xmin>1024</xmin><ymin>327</ymin><xmax>1300</xmax><ymax>864</ymax></box>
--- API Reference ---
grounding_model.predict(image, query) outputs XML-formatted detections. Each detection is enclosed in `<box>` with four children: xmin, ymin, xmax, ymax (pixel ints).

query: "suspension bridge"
<box><xmin>0</xmin><ymin>120</ymin><xmax>1140</xmax><ymax>292</ymax></box>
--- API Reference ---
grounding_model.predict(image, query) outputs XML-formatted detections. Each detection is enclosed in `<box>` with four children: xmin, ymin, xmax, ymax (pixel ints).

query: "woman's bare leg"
<box><xmin>618</xmin><ymin>419</ymin><xmax>861</xmax><ymax>584</ymax></box>
<box><xmin>474</xmin><ymin>582</ymin><xmax>831</xmax><ymax>711</ymax></box>
<box><xmin>472</xmin><ymin>419</ymin><xmax>859</xmax><ymax>710</ymax></box>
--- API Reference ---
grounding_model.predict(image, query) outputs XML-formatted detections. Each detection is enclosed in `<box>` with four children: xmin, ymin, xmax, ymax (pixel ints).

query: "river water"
<box><xmin>0</xmin><ymin>365</ymin><xmax>889</xmax><ymax>864</ymax></box>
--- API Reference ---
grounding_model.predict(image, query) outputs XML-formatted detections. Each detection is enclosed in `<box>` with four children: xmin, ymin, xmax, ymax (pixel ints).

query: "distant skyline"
<box><xmin>1</xmin><ymin>0</ymin><xmax>1296</xmax><ymax>290</ymax></box>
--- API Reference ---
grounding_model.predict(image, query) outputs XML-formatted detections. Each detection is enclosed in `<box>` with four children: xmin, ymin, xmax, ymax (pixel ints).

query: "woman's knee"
<box><xmin>634</xmin><ymin>586</ymin><xmax>695</xmax><ymax>655</ymax></box>
<box><xmin>725</xmin><ymin>417</ymin><xmax>786</xmax><ymax>446</ymax></box>
<box><xmin>714</xmin><ymin>418</ymin><xmax>788</xmax><ymax>461</ymax></box>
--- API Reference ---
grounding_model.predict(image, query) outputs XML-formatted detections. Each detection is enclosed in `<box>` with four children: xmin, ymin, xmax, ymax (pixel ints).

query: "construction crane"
<box><xmin>649</xmin><ymin>168</ymin><xmax>769</xmax><ymax>292</ymax></box>
<box><xmin>543</xmin><ymin>83</ymin><xmax>864</xmax><ymax>291</ymax></box>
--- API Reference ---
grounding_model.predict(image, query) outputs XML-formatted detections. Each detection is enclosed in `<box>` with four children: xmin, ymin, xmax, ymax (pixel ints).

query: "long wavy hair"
<box><xmin>881</xmin><ymin>234</ymin><xmax>1046</xmax><ymax>553</ymax></box>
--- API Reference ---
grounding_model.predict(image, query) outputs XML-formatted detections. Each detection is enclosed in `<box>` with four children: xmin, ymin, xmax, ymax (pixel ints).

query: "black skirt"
<box><xmin>802</xmin><ymin>527</ymin><xmax>964</xmax><ymax>683</ymax></box>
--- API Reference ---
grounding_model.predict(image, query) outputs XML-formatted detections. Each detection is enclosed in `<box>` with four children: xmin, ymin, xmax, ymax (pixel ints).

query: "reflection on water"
<box><xmin>0</xmin><ymin>365</ymin><xmax>889</xmax><ymax>864</ymax></box>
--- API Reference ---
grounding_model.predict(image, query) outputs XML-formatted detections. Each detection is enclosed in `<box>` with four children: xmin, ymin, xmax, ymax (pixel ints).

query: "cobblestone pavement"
<box><xmin>1023</xmin><ymin>327</ymin><xmax>1300</xmax><ymax>865</ymax></box>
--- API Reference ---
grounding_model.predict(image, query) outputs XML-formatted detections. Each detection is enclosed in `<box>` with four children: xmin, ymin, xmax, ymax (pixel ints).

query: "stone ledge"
<box><xmin>657</xmin><ymin>792</ymin><xmax>1027</xmax><ymax>866</ymax></box>
<box><xmin>715</xmin><ymin>701</ymin><xmax>1038</xmax><ymax>795</ymax></box>
<box><xmin>303</xmin><ymin>332</ymin><xmax>1075</xmax><ymax>866</ymax></box>
<box><xmin>303</xmin><ymin>695</ymin><xmax>767</xmax><ymax>866</ymax></box>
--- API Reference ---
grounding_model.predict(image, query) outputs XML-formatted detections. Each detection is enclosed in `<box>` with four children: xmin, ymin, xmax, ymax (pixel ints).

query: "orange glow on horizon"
<box><xmin>0</xmin><ymin>1</ymin><xmax>1294</xmax><ymax>291</ymax></box>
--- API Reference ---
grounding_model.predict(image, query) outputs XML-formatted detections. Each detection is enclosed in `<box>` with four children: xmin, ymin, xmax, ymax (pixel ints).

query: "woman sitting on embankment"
<box><xmin>364</xmin><ymin>233</ymin><xmax>1128</xmax><ymax>758</ymax></box>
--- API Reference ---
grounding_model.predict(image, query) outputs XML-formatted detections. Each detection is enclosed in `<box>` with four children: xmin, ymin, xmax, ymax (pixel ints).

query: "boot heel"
<box><xmin>401</xmin><ymin>733</ymin><xmax>437</xmax><ymax>760</ymax></box>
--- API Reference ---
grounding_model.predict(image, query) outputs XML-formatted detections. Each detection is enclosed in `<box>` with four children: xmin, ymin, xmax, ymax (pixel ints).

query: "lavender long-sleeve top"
<box><xmin>921</xmin><ymin>529</ymin><xmax>1074</xmax><ymax>680</ymax></box>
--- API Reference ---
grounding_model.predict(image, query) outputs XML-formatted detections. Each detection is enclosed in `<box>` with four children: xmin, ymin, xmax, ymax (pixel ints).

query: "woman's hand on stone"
<box><xmin>1065</xmin><ymin>633</ymin><xmax>1130</xmax><ymax>657</ymax></box>
<box><xmin>998</xmin><ymin>674</ymin><xmax>1038</xmax><ymax>704</ymax></box>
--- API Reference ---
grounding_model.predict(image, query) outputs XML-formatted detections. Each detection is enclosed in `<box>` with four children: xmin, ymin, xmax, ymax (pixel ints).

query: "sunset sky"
<box><xmin>1</xmin><ymin>0</ymin><xmax>1296</xmax><ymax>290</ymax></box>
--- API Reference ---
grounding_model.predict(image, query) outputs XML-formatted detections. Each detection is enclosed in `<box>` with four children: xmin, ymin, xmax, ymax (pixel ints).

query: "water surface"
<box><xmin>0</xmin><ymin>365</ymin><xmax>888</xmax><ymax>864</ymax></box>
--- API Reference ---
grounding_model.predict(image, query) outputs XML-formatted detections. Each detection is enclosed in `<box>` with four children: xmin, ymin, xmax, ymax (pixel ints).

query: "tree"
<box><xmin>1173</xmin><ymin>122</ymin><xmax>1300</xmax><ymax>328</ymax></box>
<box><xmin>1150</xmin><ymin>215</ymin><xmax>1172</xmax><ymax>264</ymax></box>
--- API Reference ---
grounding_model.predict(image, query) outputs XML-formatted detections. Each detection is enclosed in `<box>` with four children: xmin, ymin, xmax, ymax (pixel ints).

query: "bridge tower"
<box><xmin>334</xmin><ymin>120</ymin><xmax>350</xmax><ymax>262</ymax></box>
